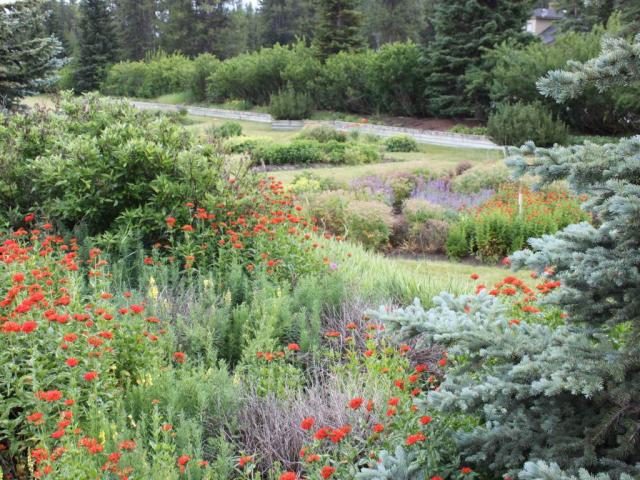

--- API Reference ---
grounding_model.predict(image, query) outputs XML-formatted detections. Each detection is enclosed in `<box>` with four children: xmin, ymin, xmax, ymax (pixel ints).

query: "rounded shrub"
<box><xmin>296</xmin><ymin>126</ymin><xmax>347</xmax><ymax>143</ymax></box>
<box><xmin>253</xmin><ymin>140</ymin><xmax>324</xmax><ymax>165</ymax></box>
<box><xmin>451</xmin><ymin>163</ymin><xmax>510</xmax><ymax>193</ymax></box>
<box><xmin>487</xmin><ymin>102</ymin><xmax>569</xmax><ymax>147</ymax></box>
<box><xmin>206</xmin><ymin>121</ymin><xmax>243</xmax><ymax>140</ymax></box>
<box><xmin>384</xmin><ymin>135</ymin><xmax>419</xmax><ymax>152</ymax></box>
<box><xmin>268</xmin><ymin>88</ymin><xmax>313</xmax><ymax>120</ymax></box>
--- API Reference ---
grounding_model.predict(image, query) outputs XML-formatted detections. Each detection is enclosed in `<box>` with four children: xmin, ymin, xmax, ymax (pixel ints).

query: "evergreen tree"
<box><xmin>314</xmin><ymin>0</ymin><xmax>363</xmax><ymax>60</ymax></box>
<box><xmin>373</xmin><ymin>33</ymin><xmax>640</xmax><ymax>479</ymax></box>
<box><xmin>44</xmin><ymin>0</ymin><xmax>80</xmax><ymax>56</ymax></box>
<box><xmin>0</xmin><ymin>0</ymin><xmax>63</xmax><ymax>109</ymax></box>
<box><xmin>422</xmin><ymin>0</ymin><xmax>533</xmax><ymax>117</ymax></box>
<box><xmin>360</xmin><ymin>0</ymin><xmax>425</xmax><ymax>49</ymax></box>
<box><xmin>114</xmin><ymin>0</ymin><xmax>157</xmax><ymax>60</ymax></box>
<box><xmin>259</xmin><ymin>0</ymin><xmax>315</xmax><ymax>47</ymax></box>
<box><xmin>74</xmin><ymin>0</ymin><xmax>117</xmax><ymax>92</ymax></box>
<box><xmin>158</xmin><ymin>0</ymin><xmax>241</xmax><ymax>58</ymax></box>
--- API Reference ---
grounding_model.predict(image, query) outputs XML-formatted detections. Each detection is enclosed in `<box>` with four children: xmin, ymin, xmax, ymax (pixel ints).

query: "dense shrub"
<box><xmin>488</xmin><ymin>102</ymin><xmax>569</xmax><ymax>147</ymax></box>
<box><xmin>206</xmin><ymin>121</ymin><xmax>243</xmax><ymax>140</ymax></box>
<box><xmin>367</xmin><ymin>42</ymin><xmax>426</xmax><ymax>116</ymax></box>
<box><xmin>253</xmin><ymin>140</ymin><xmax>324</xmax><ymax>165</ymax></box>
<box><xmin>101</xmin><ymin>52</ymin><xmax>195</xmax><ymax>98</ymax></box>
<box><xmin>0</xmin><ymin>93</ymin><xmax>224</xmax><ymax>241</ymax></box>
<box><xmin>316</xmin><ymin>50</ymin><xmax>377</xmax><ymax>113</ymax></box>
<box><xmin>207</xmin><ymin>43</ymin><xmax>317</xmax><ymax>105</ymax></box>
<box><xmin>268</xmin><ymin>88</ymin><xmax>313</xmax><ymax>120</ymax></box>
<box><xmin>297</xmin><ymin>126</ymin><xmax>347</xmax><ymax>143</ymax></box>
<box><xmin>450</xmin><ymin>162</ymin><xmax>511</xmax><ymax>193</ymax></box>
<box><xmin>384</xmin><ymin>135</ymin><xmax>419</xmax><ymax>152</ymax></box>
<box><xmin>405</xmin><ymin>219</ymin><xmax>450</xmax><ymax>254</ymax></box>
<box><xmin>488</xmin><ymin>17</ymin><xmax>640</xmax><ymax>134</ymax></box>
<box><xmin>222</xmin><ymin>136</ymin><xmax>272</xmax><ymax>154</ymax></box>
<box><xmin>190</xmin><ymin>53</ymin><xmax>220</xmax><ymax>102</ymax></box>
<box><xmin>449</xmin><ymin>124</ymin><xmax>488</xmax><ymax>136</ymax></box>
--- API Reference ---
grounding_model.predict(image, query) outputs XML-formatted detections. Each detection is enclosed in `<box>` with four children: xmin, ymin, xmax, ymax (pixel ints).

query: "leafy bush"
<box><xmin>384</xmin><ymin>135</ymin><xmax>419</xmax><ymax>152</ymax></box>
<box><xmin>222</xmin><ymin>136</ymin><xmax>272</xmax><ymax>154</ymax></box>
<box><xmin>253</xmin><ymin>140</ymin><xmax>324</xmax><ymax>165</ymax></box>
<box><xmin>449</xmin><ymin>124</ymin><xmax>489</xmax><ymax>135</ymax></box>
<box><xmin>206</xmin><ymin>121</ymin><xmax>243</xmax><ymax>140</ymax></box>
<box><xmin>297</xmin><ymin>126</ymin><xmax>347</xmax><ymax>143</ymax></box>
<box><xmin>345</xmin><ymin>200</ymin><xmax>394</xmax><ymax>251</ymax></box>
<box><xmin>451</xmin><ymin>163</ymin><xmax>510</xmax><ymax>193</ymax></box>
<box><xmin>0</xmin><ymin>93</ymin><xmax>224</xmax><ymax>241</ymax></box>
<box><xmin>190</xmin><ymin>53</ymin><xmax>220</xmax><ymax>102</ymax></box>
<box><xmin>405</xmin><ymin>219</ymin><xmax>451</xmax><ymax>254</ymax></box>
<box><xmin>447</xmin><ymin>186</ymin><xmax>588</xmax><ymax>262</ymax></box>
<box><xmin>268</xmin><ymin>88</ymin><xmax>313</xmax><ymax>120</ymax></box>
<box><xmin>488</xmin><ymin>17</ymin><xmax>640</xmax><ymax>135</ymax></box>
<box><xmin>101</xmin><ymin>52</ymin><xmax>195</xmax><ymax>99</ymax></box>
<box><xmin>403</xmin><ymin>199</ymin><xmax>447</xmax><ymax>224</ymax></box>
<box><xmin>368</xmin><ymin>42</ymin><xmax>426</xmax><ymax>117</ymax></box>
<box><xmin>488</xmin><ymin>102</ymin><xmax>569</xmax><ymax>147</ymax></box>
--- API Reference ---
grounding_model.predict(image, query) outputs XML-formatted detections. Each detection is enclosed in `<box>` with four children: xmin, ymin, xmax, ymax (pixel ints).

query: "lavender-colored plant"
<box><xmin>411</xmin><ymin>177</ymin><xmax>493</xmax><ymax>211</ymax></box>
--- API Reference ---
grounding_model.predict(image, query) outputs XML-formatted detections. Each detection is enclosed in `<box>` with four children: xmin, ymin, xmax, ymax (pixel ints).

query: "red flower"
<box><xmin>27</xmin><ymin>412</ymin><xmax>44</xmax><ymax>424</ymax></box>
<box><xmin>21</xmin><ymin>321</ymin><xmax>38</xmax><ymax>333</ymax></box>
<box><xmin>166</xmin><ymin>217</ymin><xmax>176</xmax><ymax>228</ymax></box>
<box><xmin>37</xmin><ymin>390</ymin><xmax>62</xmax><ymax>402</ymax></box>
<box><xmin>348</xmin><ymin>397</ymin><xmax>364</xmax><ymax>409</ymax></box>
<box><xmin>66</xmin><ymin>357</ymin><xmax>79</xmax><ymax>367</ymax></box>
<box><xmin>239</xmin><ymin>456</ymin><xmax>253</xmax><ymax>467</ymax></box>
<box><xmin>173</xmin><ymin>352</ymin><xmax>186</xmax><ymax>363</ymax></box>
<box><xmin>287</xmin><ymin>343</ymin><xmax>300</xmax><ymax>351</ymax></box>
<box><xmin>321</xmin><ymin>466</ymin><xmax>336</xmax><ymax>479</ymax></box>
<box><xmin>119</xmin><ymin>440</ymin><xmax>136</xmax><ymax>451</ymax></box>
<box><xmin>373</xmin><ymin>424</ymin><xmax>384</xmax><ymax>433</ymax></box>
<box><xmin>406</xmin><ymin>433</ymin><xmax>426</xmax><ymax>445</ymax></box>
<box><xmin>83</xmin><ymin>371</ymin><xmax>98</xmax><ymax>382</ymax></box>
<box><xmin>177</xmin><ymin>454</ymin><xmax>191</xmax><ymax>473</ymax></box>
<box><xmin>420</xmin><ymin>415</ymin><xmax>432</xmax><ymax>425</ymax></box>
<box><xmin>51</xmin><ymin>429</ymin><xmax>65</xmax><ymax>439</ymax></box>
<box><xmin>470</xmin><ymin>273</ymin><xmax>479</xmax><ymax>280</ymax></box>
<box><xmin>300</xmin><ymin>417</ymin><xmax>315</xmax><ymax>430</ymax></box>
<box><xmin>130</xmin><ymin>304</ymin><xmax>144</xmax><ymax>314</ymax></box>
<box><xmin>279</xmin><ymin>472</ymin><xmax>297</xmax><ymax>480</ymax></box>
<box><xmin>12</xmin><ymin>273</ymin><xmax>25</xmax><ymax>283</ymax></box>
<box><xmin>23</xmin><ymin>213</ymin><xmax>35</xmax><ymax>222</ymax></box>
<box><xmin>182</xmin><ymin>225</ymin><xmax>194</xmax><ymax>232</ymax></box>
<box><xmin>461</xmin><ymin>467</ymin><xmax>473</xmax><ymax>474</ymax></box>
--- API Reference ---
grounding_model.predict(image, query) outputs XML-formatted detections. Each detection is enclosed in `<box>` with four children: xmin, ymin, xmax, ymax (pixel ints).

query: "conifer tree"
<box><xmin>0</xmin><ymin>0</ymin><xmax>62</xmax><ymax>109</ymax></box>
<box><xmin>422</xmin><ymin>0</ymin><xmax>533</xmax><ymax>117</ymax></box>
<box><xmin>372</xmin><ymin>33</ymin><xmax>640</xmax><ymax>479</ymax></box>
<box><xmin>114</xmin><ymin>0</ymin><xmax>157</xmax><ymax>61</ymax></box>
<box><xmin>74</xmin><ymin>0</ymin><xmax>117</xmax><ymax>92</ymax></box>
<box><xmin>259</xmin><ymin>0</ymin><xmax>315</xmax><ymax>47</ymax></box>
<box><xmin>314</xmin><ymin>0</ymin><xmax>363</xmax><ymax>60</ymax></box>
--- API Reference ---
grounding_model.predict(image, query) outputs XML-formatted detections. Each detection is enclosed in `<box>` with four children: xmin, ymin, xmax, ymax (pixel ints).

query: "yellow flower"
<box><xmin>148</xmin><ymin>276</ymin><xmax>159</xmax><ymax>300</ymax></box>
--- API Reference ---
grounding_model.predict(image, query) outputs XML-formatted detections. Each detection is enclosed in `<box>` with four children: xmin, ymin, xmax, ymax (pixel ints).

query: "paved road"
<box><xmin>129</xmin><ymin>100</ymin><xmax>501</xmax><ymax>150</ymax></box>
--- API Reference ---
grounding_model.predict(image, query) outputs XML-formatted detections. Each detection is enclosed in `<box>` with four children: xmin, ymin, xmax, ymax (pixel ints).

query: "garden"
<box><xmin>2</xmin><ymin>1</ymin><xmax>640</xmax><ymax>479</ymax></box>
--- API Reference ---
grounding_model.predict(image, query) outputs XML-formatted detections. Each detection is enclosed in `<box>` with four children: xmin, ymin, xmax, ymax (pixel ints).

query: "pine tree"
<box><xmin>74</xmin><ymin>0</ymin><xmax>117</xmax><ymax>92</ymax></box>
<box><xmin>314</xmin><ymin>0</ymin><xmax>363</xmax><ymax>60</ymax></box>
<box><xmin>114</xmin><ymin>0</ymin><xmax>157</xmax><ymax>60</ymax></box>
<box><xmin>373</xmin><ymin>33</ymin><xmax>640</xmax><ymax>479</ymax></box>
<box><xmin>422</xmin><ymin>0</ymin><xmax>533</xmax><ymax>117</ymax></box>
<box><xmin>259</xmin><ymin>0</ymin><xmax>315</xmax><ymax>47</ymax></box>
<box><xmin>360</xmin><ymin>0</ymin><xmax>425</xmax><ymax>49</ymax></box>
<box><xmin>0</xmin><ymin>0</ymin><xmax>63</xmax><ymax>109</ymax></box>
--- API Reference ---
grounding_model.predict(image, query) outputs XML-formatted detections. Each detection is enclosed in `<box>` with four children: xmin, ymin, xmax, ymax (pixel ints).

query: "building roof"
<box><xmin>532</xmin><ymin>8</ymin><xmax>564</xmax><ymax>20</ymax></box>
<box><xmin>539</xmin><ymin>24</ymin><xmax>559</xmax><ymax>44</ymax></box>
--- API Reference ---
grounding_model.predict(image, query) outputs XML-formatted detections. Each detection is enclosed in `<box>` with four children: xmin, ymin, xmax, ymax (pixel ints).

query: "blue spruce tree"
<box><xmin>368</xmin><ymin>33</ymin><xmax>640</xmax><ymax>479</ymax></box>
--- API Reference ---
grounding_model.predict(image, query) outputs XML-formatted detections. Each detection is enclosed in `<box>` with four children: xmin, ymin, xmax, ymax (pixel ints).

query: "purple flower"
<box><xmin>411</xmin><ymin>178</ymin><xmax>493</xmax><ymax>210</ymax></box>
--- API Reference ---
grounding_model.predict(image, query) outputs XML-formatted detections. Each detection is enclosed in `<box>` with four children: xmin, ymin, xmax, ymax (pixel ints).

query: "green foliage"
<box><xmin>189</xmin><ymin>53</ymin><xmax>220</xmax><ymax>102</ymax></box>
<box><xmin>268</xmin><ymin>88</ymin><xmax>313</xmax><ymax>120</ymax></box>
<box><xmin>206</xmin><ymin>121</ymin><xmax>242</xmax><ymax>140</ymax></box>
<box><xmin>422</xmin><ymin>0</ymin><xmax>533</xmax><ymax>117</ymax></box>
<box><xmin>314</xmin><ymin>0</ymin><xmax>364</xmax><ymax>59</ymax></box>
<box><xmin>487</xmin><ymin>102</ymin><xmax>569</xmax><ymax>147</ymax></box>
<box><xmin>445</xmin><ymin>222</ymin><xmax>469</xmax><ymax>260</ymax></box>
<box><xmin>297</xmin><ymin>126</ymin><xmax>347</xmax><ymax>143</ymax></box>
<box><xmin>101</xmin><ymin>52</ymin><xmax>196</xmax><ymax>98</ymax></box>
<box><xmin>0</xmin><ymin>93</ymin><xmax>224</xmax><ymax>240</ymax></box>
<box><xmin>489</xmin><ymin>18</ymin><xmax>640</xmax><ymax>134</ymax></box>
<box><xmin>384</xmin><ymin>135</ymin><xmax>419</xmax><ymax>152</ymax></box>
<box><xmin>451</xmin><ymin>163</ymin><xmax>510</xmax><ymax>194</ymax></box>
<box><xmin>74</xmin><ymin>0</ymin><xmax>118</xmax><ymax>92</ymax></box>
<box><xmin>0</xmin><ymin>0</ymin><xmax>63</xmax><ymax>108</ymax></box>
<box><xmin>368</xmin><ymin>42</ymin><xmax>425</xmax><ymax>116</ymax></box>
<box><xmin>449</xmin><ymin>125</ymin><xmax>488</xmax><ymax>136</ymax></box>
<box><xmin>254</xmin><ymin>140</ymin><xmax>324</xmax><ymax>165</ymax></box>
